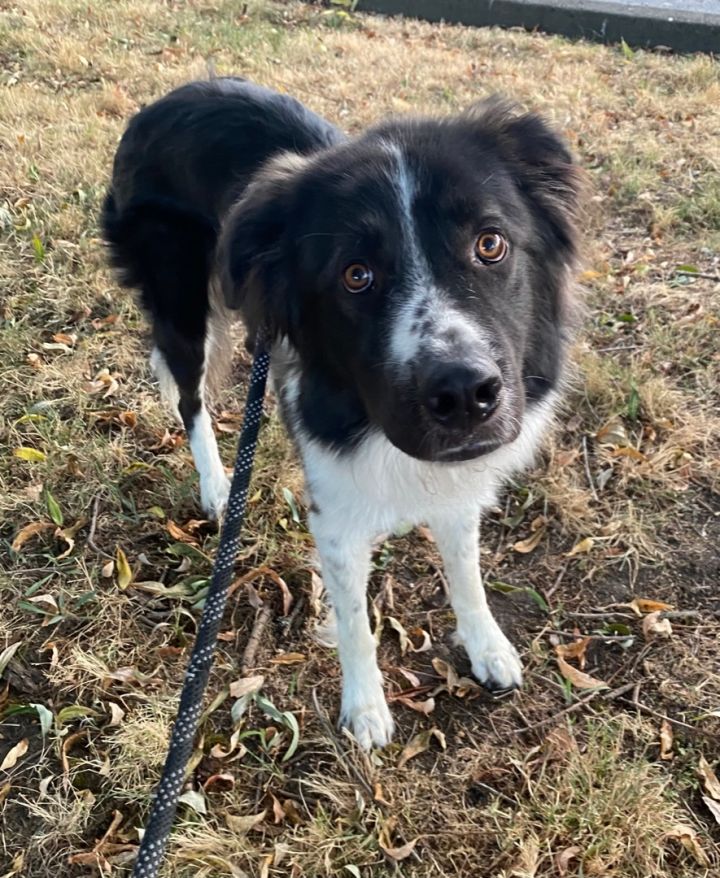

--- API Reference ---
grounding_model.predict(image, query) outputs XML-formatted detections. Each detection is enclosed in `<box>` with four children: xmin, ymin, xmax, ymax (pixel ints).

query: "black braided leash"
<box><xmin>132</xmin><ymin>342</ymin><xmax>270</xmax><ymax>878</ymax></box>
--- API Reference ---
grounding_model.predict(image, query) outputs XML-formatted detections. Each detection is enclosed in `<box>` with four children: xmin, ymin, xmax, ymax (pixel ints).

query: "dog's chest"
<box><xmin>297</xmin><ymin>399</ymin><xmax>556</xmax><ymax>539</ymax></box>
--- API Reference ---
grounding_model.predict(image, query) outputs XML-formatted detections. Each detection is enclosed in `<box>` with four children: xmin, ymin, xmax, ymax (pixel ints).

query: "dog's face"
<box><xmin>220</xmin><ymin>98</ymin><xmax>581</xmax><ymax>461</ymax></box>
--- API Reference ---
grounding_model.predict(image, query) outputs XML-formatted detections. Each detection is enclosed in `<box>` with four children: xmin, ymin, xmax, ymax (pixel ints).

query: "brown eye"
<box><xmin>475</xmin><ymin>232</ymin><xmax>508</xmax><ymax>263</ymax></box>
<box><xmin>342</xmin><ymin>262</ymin><xmax>374</xmax><ymax>293</ymax></box>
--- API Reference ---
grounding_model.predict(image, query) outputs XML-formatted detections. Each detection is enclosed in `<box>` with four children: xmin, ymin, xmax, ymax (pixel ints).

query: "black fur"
<box><xmin>103</xmin><ymin>78</ymin><xmax>580</xmax><ymax>460</ymax></box>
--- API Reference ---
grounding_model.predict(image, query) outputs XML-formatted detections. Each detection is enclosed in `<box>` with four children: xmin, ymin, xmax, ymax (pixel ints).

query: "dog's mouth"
<box><xmin>431</xmin><ymin>437</ymin><xmax>507</xmax><ymax>462</ymax></box>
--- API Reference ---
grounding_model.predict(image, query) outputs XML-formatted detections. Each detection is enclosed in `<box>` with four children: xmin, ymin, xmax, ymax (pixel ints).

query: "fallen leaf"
<box><xmin>408</xmin><ymin>627</ymin><xmax>432</xmax><ymax>652</ymax></box>
<box><xmin>178</xmin><ymin>789</ymin><xmax>207</xmax><ymax>815</ymax></box>
<box><xmin>665</xmin><ymin>825</ymin><xmax>709</xmax><ymax>866</ymax></box>
<box><xmin>566</xmin><ymin>537</ymin><xmax>594</xmax><ymax>558</ymax></box>
<box><xmin>225</xmin><ymin>810</ymin><xmax>266</xmax><ymax>834</ymax></box>
<box><xmin>659</xmin><ymin>720</ymin><xmax>673</xmax><ymax>760</ymax></box>
<box><xmin>269</xmin><ymin>653</ymin><xmax>305</xmax><ymax>665</ymax></box>
<box><xmin>555</xmin><ymin>845</ymin><xmax>581</xmax><ymax>876</ymax></box>
<box><xmin>642</xmin><ymin>612</ymin><xmax>673</xmax><ymax>641</ymax></box>
<box><xmin>27</xmin><ymin>353</ymin><xmax>42</xmax><ymax>369</ymax></box>
<box><xmin>229</xmin><ymin>675</ymin><xmax>265</xmax><ymax>699</ymax></box>
<box><xmin>398</xmin><ymin>728</ymin><xmax>446</xmax><ymax>768</ymax></box>
<box><xmin>513</xmin><ymin>527</ymin><xmax>546</xmax><ymax>554</ymax></box>
<box><xmin>387</xmin><ymin>616</ymin><xmax>411</xmax><ymax>655</ymax></box>
<box><xmin>611</xmin><ymin>446</ymin><xmax>646</xmax><ymax>461</ymax></box>
<box><xmin>203</xmin><ymin>773</ymin><xmax>235</xmax><ymax>793</ymax></box>
<box><xmin>0</xmin><ymin>642</ymin><xmax>21</xmax><ymax>677</ymax></box>
<box><xmin>11</xmin><ymin>521</ymin><xmax>54</xmax><ymax>552</ymax></box>
<box><xmin>556</xmin><ymin>655</ymin><xmax>608</xmax><ymax>690</ymax></box>
<box><xmin>380</xmin><ymin>837</ymin><xmax>418</xmax><ymax>862</ymax></box>
<box><xmin>431</xmin><ymin>657</ymin><xmax>480</xmax><ymax>697</ymax></box>
<box><xmin>107</xmin><ymin>703</ymin><xmax>125</xmax><ymax>726</ymax></box>
<box><xmin>0</xmin><ymin>783</ymin><xmax>11</xmax><ymax>805</ymax></box>
<box><xmin>702</xmin><ymin>796</ymin><xmax>720</xmax><ymax>826</ymax></box>
<box><xmin>115</xmin><ymin>546</ymin><xmax>133</xmax><ymax>590</ymax></box>
<box><xmin>628</xmin><ymin>598</ymin><xmax>674</xmax><ymax>615</ymax></box>
<box><xmin>396</xmin><ymin>695</ymin><xmax>435</xmax><ymax>715</ymax></box>
<box><xmin>231</xmin><ymin>566</ymin><xmax>293</xmax><ymax>616</ymax></box>
<box><xmin>597</xmin><ymin>420</ymin><xmax>630</xmax><ymax>446</ymax></box>
<box><xmin>13</xmin><ymin>446</ymin><xmax>46</xmax><ymax>463</ymax></box>
<box><xmin>101</xmin><ymin>559</ymin><xmax>114</xmax><ymax>578</ymax></box>
<box><xmin>555</xmin><ymin>637</ymin><xmax>592</xmax><ymax>670</ymax></box>
<box><xmin>166</xmin><ymin>520</ymin><xmax>198</xmax><ymax>544</ymax></box>
<box><xmin>697</xmin><ymin>756</ymin><xmax>720</xmax><ymax>800</ymax></box>
<box><xmin>51</xmin><ymin>332</ymin><xmax>77</xmax><ymax>347</ymax></box>
<box><xmin>373</xmin><ymin>782</ymin><xmax>392</xmax><ymax>807</ymax></box>
<box><xmin>0</xmin><ymin>739</ymin><xmax>29</xmax><ymax>771</ymax></box>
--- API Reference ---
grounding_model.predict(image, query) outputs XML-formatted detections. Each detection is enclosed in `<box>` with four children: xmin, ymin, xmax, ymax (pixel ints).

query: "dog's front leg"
<box><xmin>310</xmin><ymin>517</ymin><xmax>394</xmax><ymax>749</ymax></box>
<box><xmin>428</xmin><ymin>512</ymin><xmax>522</xmax><ymax>690</ymax></box>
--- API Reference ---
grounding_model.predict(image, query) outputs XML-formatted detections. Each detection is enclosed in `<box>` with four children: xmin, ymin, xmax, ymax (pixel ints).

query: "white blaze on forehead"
<box><xmin>382</xmin><ymin>140</ymin><xmax>490</xmax><ymax>367</ymax></box>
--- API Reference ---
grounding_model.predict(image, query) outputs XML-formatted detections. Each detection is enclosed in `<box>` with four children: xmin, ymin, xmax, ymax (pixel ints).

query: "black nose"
<box><xmin>421</xmin><ymin>363</ymin><xmax>502</xmax><ymax>429</ymax></box>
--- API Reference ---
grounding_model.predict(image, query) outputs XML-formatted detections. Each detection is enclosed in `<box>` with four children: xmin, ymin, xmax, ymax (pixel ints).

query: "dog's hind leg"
<box><xmin>428</xmin><ymin>511</ymin><xmax>523</xmax><ymax>691</ymax></box>
<box><xmin>139</xmin><ymin>215</ymin><xmax>230</xmax><ymax>521</ymax></box>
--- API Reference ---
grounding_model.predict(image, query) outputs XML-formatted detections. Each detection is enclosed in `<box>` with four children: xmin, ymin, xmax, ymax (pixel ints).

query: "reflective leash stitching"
<box><xmin>132</xmin><ymin>342</ymin><xmax>270</xmax><ymax>878</ymax></box>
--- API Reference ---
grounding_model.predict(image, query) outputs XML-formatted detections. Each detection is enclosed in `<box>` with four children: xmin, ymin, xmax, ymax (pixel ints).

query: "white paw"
<box><xmin>459</xmin><ymin>622</ymin><xmax>523</xmax><ymax>691</ymax></box>
<box><xmin>340</xmin><ymin>683</ymin><xmax>394</xmax><ymax>750</ymax></box>
<box><xmin>200</xmin><ymin>472</ymin><xmax>231</xmax><ymax>522</ymax></box>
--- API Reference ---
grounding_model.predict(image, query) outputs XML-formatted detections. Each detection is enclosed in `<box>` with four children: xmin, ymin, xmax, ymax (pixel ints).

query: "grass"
<box><xmin>1</xmin><ymin>1</ymin><xmax>720</xmax><ymax>876</ymax></box>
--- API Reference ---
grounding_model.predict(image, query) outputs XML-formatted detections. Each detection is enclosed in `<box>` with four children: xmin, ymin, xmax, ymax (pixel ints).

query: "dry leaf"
<box><xmin>555</xmin><ymin>638</ymin><xmax>592</xmax><ymax>670</ymax></box>
<box><xmin>380</xmin><ymin>837</ymin><xmax>418</xmax><ymax>862</ymax></box>
<box><xmin>665</xmin><ymin>825</ymin><xmax>710</xmax><ymax>866</ymax></box>
<box><xmin>659</xmin><ymin>720</ymin><xmax>673</xmax><ymax>760</ymax></box>
<box><xmin>0</xmin><ymin>783</ymin><xmax>11</xmax><ymax>806</ymax></box>
<box><xmin>269</xmin><ymin>653</ymin><xmax>305</xmax><ymax>665</ymax></box>
<box><xmin>642</xmin><ymin>611</ymin><xmax>672</xmax><ymax>641</ymax></box>
<box><xmin>513</xmin><ymin>527</ymin><xmax>545</xmax><ymax>554</ymax></box>
<box><xmin>373</xmin><ymin>782</ymin><xmax>392</xmax><ymax>807</ymax></box>
<box><xmin>108</xmin><ymin>703</ymin><xmax>125</xmax><ymax>726</ymax></box>
<box><xmin>101</xmin><ymin>559</ymin><xmax>114</xmax><ymax>578</ymax></box>
<box><xmin>697</xmin><ymin>756</ymin><xmax>720</xmax><ymax>800</ymax></box>
<box><xmin>556</xmin><ymin>655</ymin><xmax>608</xmax><ymax>690</ymax></box>
<box><xmin>115</xmin><ymin>546</ymin><xmax>133</xmax><ymax>590</ymax></box>
<box><xmin>0</xmin><ymin>739</ymin><xmax>29</xmax><ymax>771</ymax></box>
<box><xmin>225</xmin><ymin>810</ymin><xmax>266</xmax><ymax>834</ymax></box>
<box><xmin>566</xmin><ymin>537</ymin><xmax>594</xmax><ymax>558</ymax></box>
<box><xmin>555</xmin><ymin>846</ymin><xmax>581</xmax><ymax>876</ymax></box>
<box><xmin>229</xmin><ymin>675</ymin><xmax>264</xmax><ymax>699</ymax></box>
<box><xmin>231</xmin><ymin>566</ymin><xmax>293</xmax><ymax>615</ymax></box>
<box><xmin>702</xmin><ymin>796</ymin><xmax>720</xmax><ymax>826</ymax></box>
<box><xmin>203</xmin><ymin>773</ymin><xmax>235</xmax><ymax>793</ymax></box>
<box><xmin>51</xmin><ymin>332</ymin><xmax>77</xmax><ymax>347</ymax></box>
<box><xmin>166</xmin><ymin>520</ymin><xmax>198</xmax><ymax>544</ymax></box>
<box><xmin>11</xmin><ymin>521</ymin><xmax>54</xmax><ymax>552</ymax></box>
<box><xmin>396</xmin><ymin>695</ymin><xmax>435</xmax><ymax>715</ymax></box>
<box><xmin>13</xmin><ymin>446</ymin><xmax>46</xmax><ymax>462</ymax></box>
<box><xmin>628</xmin><ymin>598</ymin><xmax>674</xmax><ymax>615</ymax></box>
<box><xmin>398</xmin><ymin>728</ymin><xmax>446</xmax><ymax>768</ymax></box>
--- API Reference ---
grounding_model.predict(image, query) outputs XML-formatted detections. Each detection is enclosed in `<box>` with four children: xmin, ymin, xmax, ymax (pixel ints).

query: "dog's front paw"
<box><xmin>340</xmin><ymin>683</ymin><xmax>394</xmax><ymax>750</ymax></box>
<box><xmin>460</xmin><ymin>622</ymin><xmax>523</xmax><ymax>691</ymax></box>
<box><xmin>200</xmin><ymin>472</ymin><xmax>231</xmax><ymax>522</ymax></box>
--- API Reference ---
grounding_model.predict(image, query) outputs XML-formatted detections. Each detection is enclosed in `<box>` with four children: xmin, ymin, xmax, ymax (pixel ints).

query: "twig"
<box><xmin>87</xmin><ymin>494</ymin><xmax>113</xmax><ymax>560</ymax></box>
<box><xmin>470</xmin><ymin>781</ymin><xmax>516</xmax><ymax>807</ymax></box>
<box><xmin>675</xmin><ymin>269</ymin><xmax>720</xmax><ymax>282</ymax></box>
<box><xmin>509</xmin><ymin>681</ymin><xmax>636</xmax><ymax>736</ymax></box>
<box><xmin>545</xmin><ymin>563</ymin><xmax>568</xmax><ymax>600</ymax></box>
<box><xmin>563</xmin><ymin>611</ymin><xmax>637</xmax><ymax>620</ymax></box>
<box><xmin>549</xmin><ymin>630</ymin><xmax>634</xmax><ymax>643</ymax></box>
<box><xmin>241</xmin><ymin>604</ymin><xmax>272</xmax><ymax>673</ymax></box>
<box><xmin>615</xmin><ymin>696</ymin><xmax>717</xmax><ymax>738</ymax></box>
<box><xmin>582</xmin><ymin>435</ymin><xmax>599</xmax><ymax>502</ymax></box>
<box><xmin>660</xmin><ymin>610</ymin><xmax>720</xmax><ymax>621</ymax></box>
<box><xmin>280</xmin><ymin>595</ymin><xmax>306</xmax><ymax>640</ymax></box>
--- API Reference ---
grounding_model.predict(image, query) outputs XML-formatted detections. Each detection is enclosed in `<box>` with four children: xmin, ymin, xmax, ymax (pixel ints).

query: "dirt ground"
<box><xmin>1</xmin><ymin>2</ymin><xmax>719</xmax><ymax>876</ymax></box>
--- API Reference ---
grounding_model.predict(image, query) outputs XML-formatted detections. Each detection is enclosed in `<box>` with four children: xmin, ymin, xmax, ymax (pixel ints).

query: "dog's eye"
<box><xmin>475</xmin><ymin>232</ymin><xmax>508</xmax><ymax>264</ymax></box>
<box><xmin>342</xmin><ymin>262</ymin><xmax>374</xmax><ymax>293</ymax></box>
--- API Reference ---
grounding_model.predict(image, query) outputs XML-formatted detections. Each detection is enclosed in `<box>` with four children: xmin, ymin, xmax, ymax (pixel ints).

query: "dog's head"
<box><xmin>219</xmin><ymin>97</ymin><xmax>582</xmax><ymax>461</ymax></box>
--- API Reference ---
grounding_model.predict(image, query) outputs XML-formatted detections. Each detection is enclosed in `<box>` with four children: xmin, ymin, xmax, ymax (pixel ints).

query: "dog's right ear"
<box><xmin>217</xmin><ymin>152</ymin><xmax>309</xmax><ymax>342</ymax></box>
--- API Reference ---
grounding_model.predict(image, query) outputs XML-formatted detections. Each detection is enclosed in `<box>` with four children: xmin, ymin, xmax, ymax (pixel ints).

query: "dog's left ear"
<box><xmin>217</xmin><ymin>152</ymin><xmax>310</xmax><ymax>343</ymax></box>
<box><xmin>462</xmin><ymin>97</ymin><xmax>582</xmax><ymax>256</ymax></box>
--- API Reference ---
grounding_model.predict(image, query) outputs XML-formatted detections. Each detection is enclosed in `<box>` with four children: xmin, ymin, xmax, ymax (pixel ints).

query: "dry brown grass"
<box><xmin>1</xmin><ymin>2</ymin><xmax>720</xmax><ymax>876</ymax></box>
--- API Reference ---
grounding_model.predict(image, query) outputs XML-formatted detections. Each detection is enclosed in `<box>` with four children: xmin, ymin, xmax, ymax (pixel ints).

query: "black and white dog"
<box><xmin>103</xmin><ymin>78</ymin><xmax>580</xmax><ymax>749</ymax></box>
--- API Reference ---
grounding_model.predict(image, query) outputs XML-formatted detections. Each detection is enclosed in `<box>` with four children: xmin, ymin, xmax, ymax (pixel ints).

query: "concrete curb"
<box><xmin>356</xmin><ymin>0</ymin><xmax>720</xmax><ymax>54</ymax></box>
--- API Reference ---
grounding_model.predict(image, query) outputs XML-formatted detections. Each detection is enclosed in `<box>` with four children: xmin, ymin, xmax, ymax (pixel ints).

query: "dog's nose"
<box><xmin>421</xmin><ymin>363</ymin><xmax>502</xmax><ymax>429</ymax></box>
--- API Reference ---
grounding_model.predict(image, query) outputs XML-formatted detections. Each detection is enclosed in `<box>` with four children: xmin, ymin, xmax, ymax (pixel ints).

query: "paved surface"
<box><xmin>359</xmin><ymin>0</ymin><xmax>720</xmax><ymax>53</ymax></box>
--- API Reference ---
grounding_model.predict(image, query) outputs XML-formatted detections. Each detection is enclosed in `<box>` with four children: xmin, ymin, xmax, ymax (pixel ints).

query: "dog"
<box><xmin>103</xmin><ymin>77</ymin><xmax>581</xmax><ymax>749</ymax></box>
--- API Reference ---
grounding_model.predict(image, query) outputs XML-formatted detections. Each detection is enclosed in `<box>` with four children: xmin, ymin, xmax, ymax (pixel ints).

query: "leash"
<box><xmin>132</xmin><ymin>340</ymin><xmax>270</xmax><ymax>878</ymax></box>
